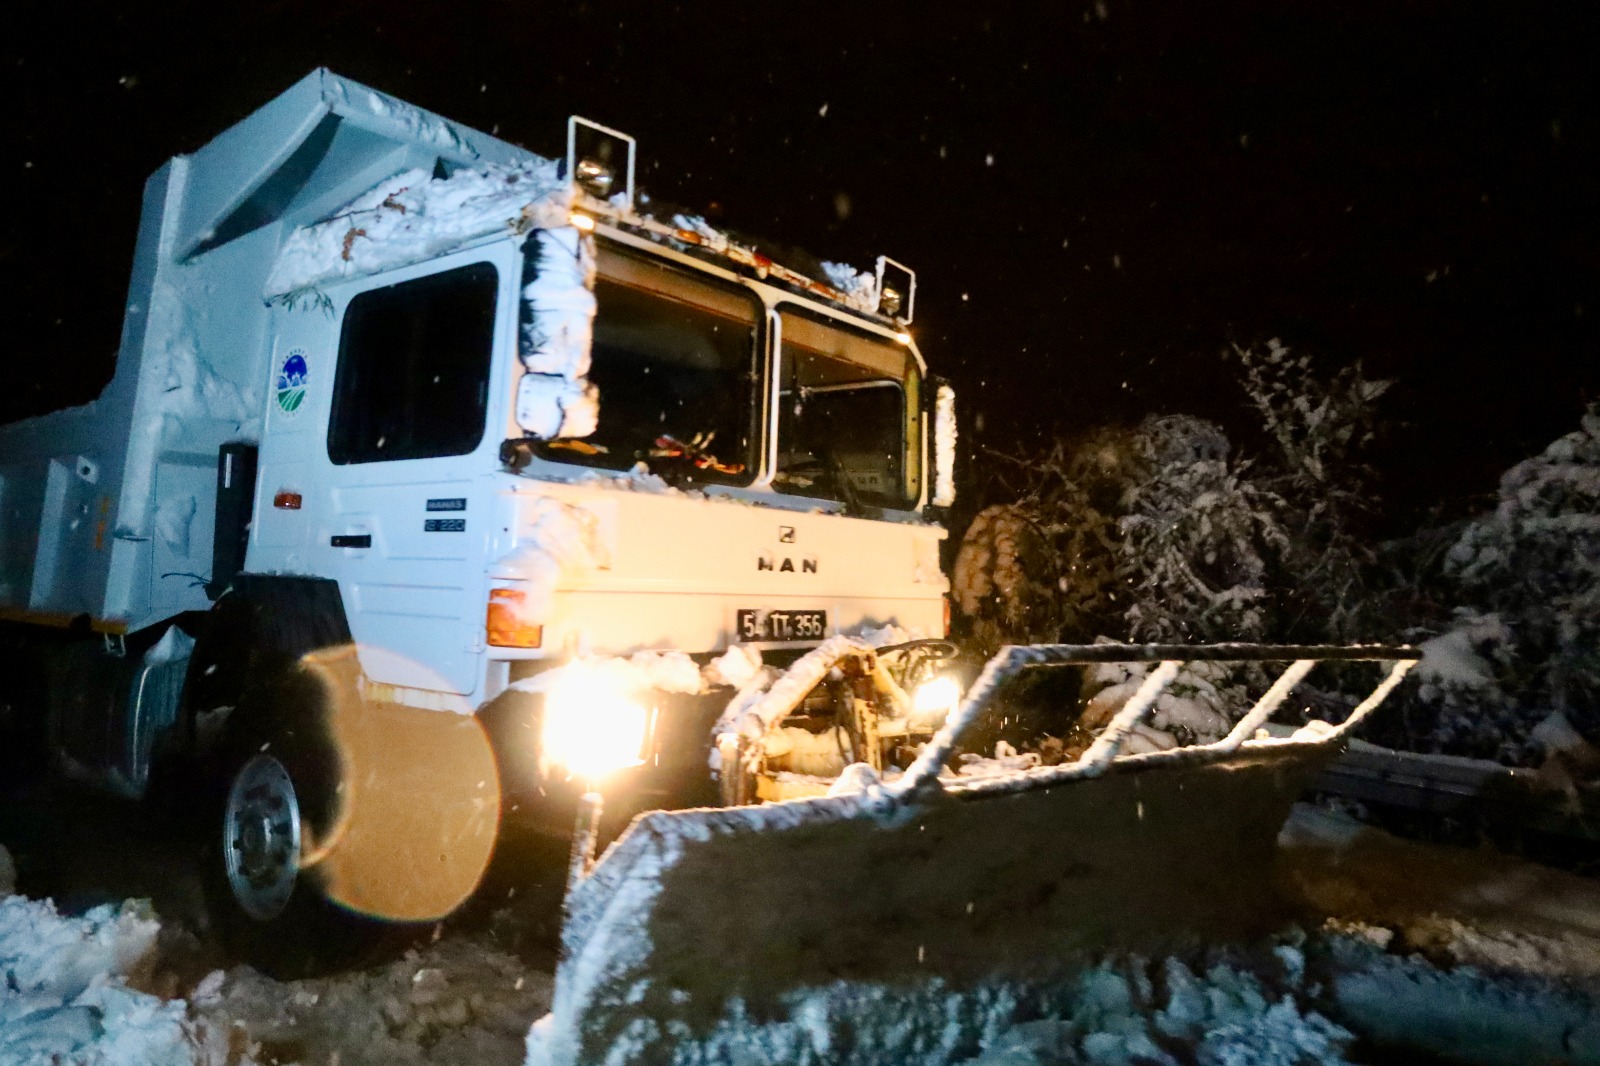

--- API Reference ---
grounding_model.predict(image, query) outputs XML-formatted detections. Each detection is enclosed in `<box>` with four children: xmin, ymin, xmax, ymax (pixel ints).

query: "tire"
<box><xmin>195</xmin><ymin>600</ymin><xmax>392</xmax><ymax>978</ymax></box>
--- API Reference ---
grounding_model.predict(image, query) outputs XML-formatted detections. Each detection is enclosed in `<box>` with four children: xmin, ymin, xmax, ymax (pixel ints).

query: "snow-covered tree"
<box><xmin>1115</xmin><ymin>414</ymin><xmax>1288</xmax><ymax>643</ymax></box>
<box><xmin>1392</xmin><ymin>405</ymin><xmax>1600</xmax><ymax>765</ymax></box>
<box><xmin>955</xmin><ymin>341</ymin><xmax>1389</xmax><ymax>651</ymax></box>
<box><xmin>1231</xmin><ymin>340</ymin><xmax>1391</xmax><ymax>642</ymax></box>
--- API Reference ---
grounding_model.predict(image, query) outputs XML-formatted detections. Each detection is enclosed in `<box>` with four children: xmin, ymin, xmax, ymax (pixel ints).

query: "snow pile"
<box><xmin>146</xmin><ymin>279</ymin><xmax>257</xmax><ymax>428</ymax></box>
<box><xmin>190</xmin><ymin>935</ymin><xmax>552</xmax><ymax>1066</ymax></box>
<box><xmin>528</xmin><ymin>929</ymin><xmax>1355</xmax><ymax>1066</ymax></box>
<box><xmin>516</xmin><ymin>228</ymin><xmax>599</xmax><ymax>440</ymax></box>
<box><xmin>0</xmin><ymin>893</ymin><xmax>202</xmax><ymax>1066</ymax></box>
<box><xmin>489</xmin><ymin>497</ymin><xmax>612</xmax><ymax>623</ymax></box>
<box><xmin>669</xmin><ymin>213</ymin><xmax>724</xmax><ymax>246</ymax></box>
<box><xmin>934</xmin><ymin>383</ymin><xmax>958</xmax><ymax>507</ymax></box>
<box><xmin>960</xmin><ymin>952</ymin><xmax>1353</xmax><ymax>1066</ymax></box>
<box><xmin>820</xmin><ymin>261</ymin><xmax>880</xmax><ymax>313</ymax></box>
<box><xmin>265</xmin><ymin>158</ymin><xmax>570</xmax><ymax>297</ymax></box>
<box><xmin>1416</xmin><ymin>620</ymin><xmax>1502</xmax><ymax>690</ymax></box>
<box><xmin>1324</xmin><ymin>935</ymin><xmax>1600</xmax><ymax>1065</ymax></box>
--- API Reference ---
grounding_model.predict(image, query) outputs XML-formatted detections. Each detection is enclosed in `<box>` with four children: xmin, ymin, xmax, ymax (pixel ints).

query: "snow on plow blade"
<box><xmin>529</xmin><ymin>644</ymin><xmax>1419</xmax><ymax>1066</ymax></box>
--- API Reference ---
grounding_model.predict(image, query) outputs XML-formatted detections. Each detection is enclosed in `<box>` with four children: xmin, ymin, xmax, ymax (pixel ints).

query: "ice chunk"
<box><xmin>707</xmin><ymin>644</ymin><xmax>763</xmax><ymax>689</ymax></box>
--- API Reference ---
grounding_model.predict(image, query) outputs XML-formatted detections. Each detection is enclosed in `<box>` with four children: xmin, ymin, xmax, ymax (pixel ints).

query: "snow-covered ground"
<box><xmin>0</xmin><ymin>842</ymin><xmax>552</xmax><ymax>1066</ymax></box>
<box><xmin>7</xmin><ymin>804</ymin><xmax>1600</xmax><ymax>1066</ymax></box>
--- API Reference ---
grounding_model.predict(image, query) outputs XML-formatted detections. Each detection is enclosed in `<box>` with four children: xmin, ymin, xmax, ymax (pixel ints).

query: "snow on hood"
<box><xmin>265</xmin><ymin>159</ymin><xmax>570</xmax><ymax>297</ymax></box>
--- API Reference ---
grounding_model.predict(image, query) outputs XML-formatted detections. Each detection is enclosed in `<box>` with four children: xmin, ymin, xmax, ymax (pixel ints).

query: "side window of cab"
<box><xmin>328</xmin><ymin>262</ymin><xmax>499</xmax><ymax>464</ymax></box>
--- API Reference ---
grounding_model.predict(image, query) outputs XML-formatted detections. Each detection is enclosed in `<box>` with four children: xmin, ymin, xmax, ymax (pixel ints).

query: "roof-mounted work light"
<box><xmin>566</xmin><ymin>116</ymin><xmax>637</xmax><ymax>215</ymax></box>
<box><xmin>876</xmin><ymin>256</ymin><xmax>917</xmax><ymax>324</ymax></box>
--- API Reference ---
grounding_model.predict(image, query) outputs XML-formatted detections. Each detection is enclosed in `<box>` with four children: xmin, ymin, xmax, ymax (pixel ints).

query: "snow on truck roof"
<box><xmin>199</xmin><ymin>69</ymin><xmax>898</xmax><ymax>320</ymax></box>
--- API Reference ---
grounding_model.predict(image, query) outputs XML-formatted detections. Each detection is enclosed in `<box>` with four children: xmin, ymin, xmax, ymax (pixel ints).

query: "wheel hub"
<box><xmin>222</xmin><ymin>754</ymin><xmax>302</xmax><ymax>920</ymax></box>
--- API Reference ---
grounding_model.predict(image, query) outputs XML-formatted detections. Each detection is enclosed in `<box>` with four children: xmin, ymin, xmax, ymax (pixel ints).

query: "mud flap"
<box><xmin>529</xmin><ymin>643</ymin><xmax>1417</xmax><ymax>1066</ymax></box>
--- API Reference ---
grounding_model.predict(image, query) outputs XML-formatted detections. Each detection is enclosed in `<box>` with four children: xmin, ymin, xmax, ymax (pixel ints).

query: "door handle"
<box><xmin>330</xmin><ymin>534</ymin><xmax>371</xmax><ymax>548</ymax></box>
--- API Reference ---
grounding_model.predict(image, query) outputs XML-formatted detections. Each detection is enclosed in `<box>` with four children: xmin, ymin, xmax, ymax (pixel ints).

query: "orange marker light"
<box><xmin>487</xmin><ymin>588</ymin><xmax>543</xmax><ymax>648</ymax></box>
<box><xmin>273</xmin><ymin>490</ymin><xmax>303</xmax><ymax>510</ymax></box>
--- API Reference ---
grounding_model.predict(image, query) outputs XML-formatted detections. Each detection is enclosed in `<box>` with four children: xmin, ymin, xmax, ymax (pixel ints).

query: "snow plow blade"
<box><xmin>528</xmin><ymin>644</ymin><xmax>1419</xmax><ymax>1066</ymax></box>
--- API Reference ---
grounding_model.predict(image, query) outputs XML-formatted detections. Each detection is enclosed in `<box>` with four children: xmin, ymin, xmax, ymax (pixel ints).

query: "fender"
<box><xmin>179</xmin><ymin>574</ymin><xmax>353</xmax><ymax>759</ymax></box>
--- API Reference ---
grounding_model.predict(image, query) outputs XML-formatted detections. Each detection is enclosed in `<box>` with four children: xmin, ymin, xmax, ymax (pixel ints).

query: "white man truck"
<box><xmin>2</xmin><ymin>71</ymin><xmax>1420</xmax><ymax>1058</ymax></box>
<box><xmin>0</xmin><ymin>69</ymin><xmax>955</xmax><ymax>972</ymax></box>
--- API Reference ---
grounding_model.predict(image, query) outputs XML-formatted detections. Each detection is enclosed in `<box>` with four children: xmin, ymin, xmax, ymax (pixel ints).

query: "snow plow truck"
<box><xmin>0</xmin><ymin>70</ymin><xmax>1417</xmax><ymax>1063</ymax></box>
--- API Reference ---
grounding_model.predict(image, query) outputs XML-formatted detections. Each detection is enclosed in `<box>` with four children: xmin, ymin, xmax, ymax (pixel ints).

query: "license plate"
<box><xmin>737</xmin><ymin>608</ymin><xmax>827</xmax><ymax>643</ymax></box>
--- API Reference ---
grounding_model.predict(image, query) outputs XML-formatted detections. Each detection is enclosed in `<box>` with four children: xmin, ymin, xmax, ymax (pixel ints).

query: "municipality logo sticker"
<box><xmin>276</xmin><ymin>350</ymin><xmax>308</xmax><ymax>416</ymax></box>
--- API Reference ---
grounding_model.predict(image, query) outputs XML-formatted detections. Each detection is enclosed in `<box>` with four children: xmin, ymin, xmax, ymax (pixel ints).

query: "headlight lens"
<box><xmin>540</xmin><ymin>664</ymin><xmax>652</xmax><ymax>781</ymax></box>
<box><xmin>911</xmin><ymin>675</ymin><xmax>962</xmax><ymax>724</ymax></box>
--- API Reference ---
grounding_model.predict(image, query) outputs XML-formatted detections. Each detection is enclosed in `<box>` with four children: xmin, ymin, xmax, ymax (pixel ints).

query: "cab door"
<box><xmin>258</xmin><ymin>243</ymin><xmax>517</xmax><ymax>701</ymax></box>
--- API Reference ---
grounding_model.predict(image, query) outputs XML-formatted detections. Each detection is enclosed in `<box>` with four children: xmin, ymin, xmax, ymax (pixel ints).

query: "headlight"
<box><xmin>911</xmin><ymin>675</ymin><xmax>962</xmax><ymax>724</ymax></box>
<box><xmin>540</xmin><ymin>664</ymin><xmax>652</xmax><ymax>782</ymax></box>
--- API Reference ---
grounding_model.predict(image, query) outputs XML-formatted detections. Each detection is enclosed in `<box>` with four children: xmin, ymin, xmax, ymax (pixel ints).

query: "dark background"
<box><xmin>4</xmin><ymin>1</ymin><xmax>1595</xmax><ymax>528</ymax></box>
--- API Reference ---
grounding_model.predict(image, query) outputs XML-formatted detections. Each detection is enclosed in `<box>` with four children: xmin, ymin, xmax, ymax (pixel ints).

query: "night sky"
<box><xmin>5</xmin><ymin>1</ymin><xmax>1595</xmax><ymax>527</ymax></box>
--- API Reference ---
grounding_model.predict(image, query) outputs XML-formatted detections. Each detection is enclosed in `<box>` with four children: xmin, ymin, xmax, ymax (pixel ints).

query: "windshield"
<box><xmin>536</xmin><ymin>244</ymin><xmax>761</xmax><ymax>487</ymax></box>
<box><xmin>774</xmin><ymin>308</ymin><xmax>922</xmax><ymax>510</ymax></box>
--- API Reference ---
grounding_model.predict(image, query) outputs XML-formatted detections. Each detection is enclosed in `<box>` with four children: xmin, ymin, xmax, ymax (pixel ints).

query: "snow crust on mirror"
<box><xmin>934</xmin><ymin>383</ymin><xmax>958</xmax><ymax>506</ymax></box>
<box><xmin>516</xmin><ymin>227</ymin><xmax>599</xmax><ymax>439</ymax></box>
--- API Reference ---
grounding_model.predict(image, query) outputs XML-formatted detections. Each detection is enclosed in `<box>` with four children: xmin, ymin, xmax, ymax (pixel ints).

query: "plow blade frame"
<box><xmin>529</xmin><ymin>643</ymin><xmax>1418</xmax><ymax>1066</ymax></box>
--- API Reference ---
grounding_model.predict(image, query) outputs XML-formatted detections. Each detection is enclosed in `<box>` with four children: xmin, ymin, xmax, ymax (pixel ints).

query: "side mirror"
<box><xmin>875</xmin><ymin>256</ymin><xmax>916</xmax><ymax>324</ymax></box>
<box><xmin>933</xmin><ymin>384</ymin><xmax>956</xmax><ymax>507</ymax></box>
<box><xmin>567</xmin><ymin>116</ymin><xmax>637</xmax><ymax>214</ymax></box>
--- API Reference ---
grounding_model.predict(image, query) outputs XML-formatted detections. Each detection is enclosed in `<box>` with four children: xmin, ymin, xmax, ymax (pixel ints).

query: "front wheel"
<box><xmin>199</xmin><ymin>652</ymin><xmax>389</xmax><ymax>979</ymax></box>
<box><xmin>220</xmin><ymin>753</ymin><xmax>303</xmax><ymax>922</ymax></box>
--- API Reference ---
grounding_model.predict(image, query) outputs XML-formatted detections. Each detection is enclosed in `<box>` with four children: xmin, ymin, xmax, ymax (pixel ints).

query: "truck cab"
<box><xmin>256</xmin><ymin>217</ymin><xmax>945</xmax><ymax>711</ymax></box>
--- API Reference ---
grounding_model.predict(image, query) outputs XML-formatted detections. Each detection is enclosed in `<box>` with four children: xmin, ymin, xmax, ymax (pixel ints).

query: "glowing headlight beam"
<box><xmin>540</xmin><ymin>665</ymin><xmax>652</xmax><ymax>782</ymax></box>
<box><xmin>911</xmin><ymin>674</ymin><xmax>963</xmax><ymax>724</ymax></box>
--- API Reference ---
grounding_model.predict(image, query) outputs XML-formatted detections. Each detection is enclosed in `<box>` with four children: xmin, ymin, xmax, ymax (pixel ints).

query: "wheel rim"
<box><xmin>222</xmin><ymin>753</ymin><xmax>303</xmax><ymax>921</ymax></box>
